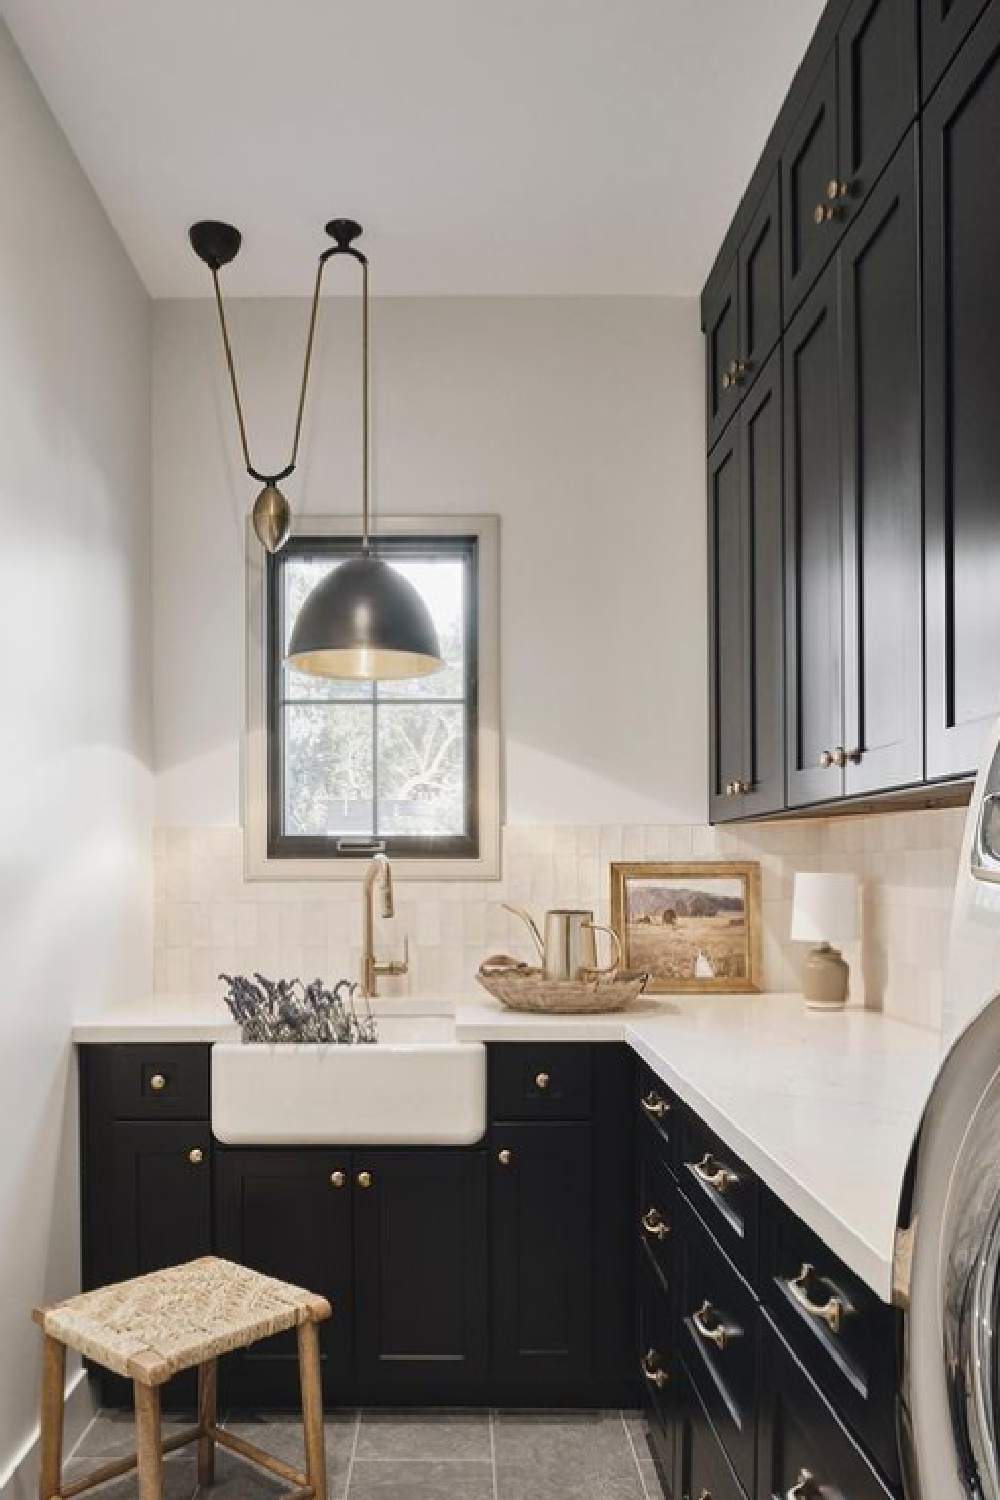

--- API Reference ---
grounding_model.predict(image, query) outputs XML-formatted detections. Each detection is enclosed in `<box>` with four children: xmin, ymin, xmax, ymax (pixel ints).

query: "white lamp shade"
<box><xmin>791</xmin><ymin>872</ymin><xmax>860</xmax><ymax>944</ymax></box>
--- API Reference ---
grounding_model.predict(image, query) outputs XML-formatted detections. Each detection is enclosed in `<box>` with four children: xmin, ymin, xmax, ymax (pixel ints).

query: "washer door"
<box><xmin>902</xmin><ymin>995</ymin><xmax>1000</xmax><ymax>1500</ymax></box>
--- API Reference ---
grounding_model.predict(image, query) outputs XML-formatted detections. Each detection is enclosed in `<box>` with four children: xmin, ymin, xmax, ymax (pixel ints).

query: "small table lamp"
<box><xmin>791</xmin><ymin>872</ymin><xmax>860</xmax><ymax>1010</ymax></box>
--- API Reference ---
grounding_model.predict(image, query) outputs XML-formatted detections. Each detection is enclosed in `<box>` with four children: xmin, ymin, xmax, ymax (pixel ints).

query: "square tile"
<box><xmin>347</xmin><ymin>1458</ymin><xmax>493</xmax><ymax>1500</ymax></box>
<box><xmin>355</xmin><ymin>1410</ymin><xmax>491</xmax><ymax>1463</ymax></box>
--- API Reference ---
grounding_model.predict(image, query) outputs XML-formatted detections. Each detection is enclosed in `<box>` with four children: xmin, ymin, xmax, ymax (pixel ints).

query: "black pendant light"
<box><xmin>189</xmin><ymin>216</ymin><xmax>444</xmax><ymax>681</ymax></box>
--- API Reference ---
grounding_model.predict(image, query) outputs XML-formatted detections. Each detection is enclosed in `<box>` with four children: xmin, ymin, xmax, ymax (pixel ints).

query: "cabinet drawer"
<box><xmin>680</xmin><ymin>1110</ymin><xmax>758</xmax><ymax>1280</ymax></box>
<box><xmin>636</xmin><ymin>1063</ymin><xmax>677</xmax><ymax>1168</ymax></box>
<box><xmin>638</xmin><ymin>1140</ymin><xmax>677</xmax><ymax>1295</ymax></box>
<box><xmin>679</xmin><ymin>1199</ymin><xmax>759</xmax><ymax>1493</ymax></box>
<box><xmin>679</xmin><ymin>1366</ymin><xmax>747</xmax><ymax>1500</ymax></box>
<box><xmin>488</xmin><ymin>1043</ymin><xmax>592</xmax><ymax>1120</ymax></box>
<box><xmin>638</xmin><ymin>1246</ymin><xmax>675</xmax><ymax>1471</ymax></box>
<box><xmin>109</xmin><ymin>1044</ymin><xmax>210</xmax><ymax>1119</ymax></box>
<box><xmin>762</xmin><ymin>1194</ymin><xmax>900</xmax><ymax>1484</ymax></box>
<box><xmin>758</xmin><ymin>1320</ymin><xmax>895</xmax><ymax>1500</ymax></box>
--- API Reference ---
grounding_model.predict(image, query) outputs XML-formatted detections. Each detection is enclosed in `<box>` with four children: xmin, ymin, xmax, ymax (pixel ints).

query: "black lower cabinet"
<box><xmin>490</xmin><ymin>1121</ymin><xmax>593</xmax><ymax>1388</ymax></box>
<box><xmin>678</xmin><ymin>1368</ymin><xmax>746</xmax><ymax>1500</ymax></box>
<box><xmin>354</xmin><ymin>1149</ymin><xmax>487</xmax><ymax>1397</ymax></box>
<box><xmin>215</xmin><ymin>1149</ymin><xmax>354</xmax><ymax>1404</ymax></box>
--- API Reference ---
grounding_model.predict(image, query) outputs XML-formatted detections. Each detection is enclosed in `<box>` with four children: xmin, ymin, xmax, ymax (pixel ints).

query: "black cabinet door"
<box><xmin>924</xmin><ymin>5</ymin><xmax>1000</xmax><ymax>779</ymax></box>
<box><xmin>705</xmin><ymin>260</ymin><xmax>741</xmax><ymax>449</ymax></box>
<box><xmin>354</xmin><ymin>1149</ymin><xmax>487</xmax><ymax>1395</ymax></box>
<box><xmin>841</xmin><ymin>133</ymin><xmax>923</xmax><ymax>795</ymax></box>
<box><xmin>783</xmin><ymin>48</ymin><xmax>840</xmax><ymax>316</ymax></box>
<box><xmin>743</xmin><ymin>352</ymin><xmax>786</xmax><ymax>816</ymax></box>
<box><xmin>215</xmin><ymin>1148</ymin><xmax>353</xmax><ymax>1403</ymax></box>
<box><xmin>106</xmin><ymin>1122</ymin><xmax>211</xmax><ymax>1283</ymax></box>
<box><xmin>708</xmin><ymin>423</ymin><xmax>748</xmax><ymax>823</ymax></box>
<box><xmin>784</xmin><ymin>264</ymin><xmax>845</xmax><ymax>806</ymax></box>
<box><xmin>738</xmin><ymin>172</ymin><xmax>782</xmax><ymax>384</ymax></box>
<box><xmin>491</xmin><ymin>1122</ymin><xmax>593</xmax><ymax>1388</ymax></box>
<box><xmin>921</xmin><ymin>0</ymin><xmax>993</xmax><ymax>99</ymax></box>
<box><xmin>677</xmin><ymin>1367</ymin><xmax>746</xmax><ymax>1500</ymax></box>
<box><xmin>839</xmin><ymin>0</ymin><xmax>917</xmax><ymax>202</ymax></box>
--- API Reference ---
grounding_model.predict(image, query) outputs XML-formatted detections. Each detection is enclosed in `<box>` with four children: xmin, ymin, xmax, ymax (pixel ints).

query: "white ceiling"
<box><xmin>1</xmin><ymin>0</ymin><xmax>825</xmax><ymax>298</ymax></box>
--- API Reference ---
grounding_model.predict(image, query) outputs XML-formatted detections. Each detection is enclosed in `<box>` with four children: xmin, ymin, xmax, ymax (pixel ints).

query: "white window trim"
<box><xmin>244</xmin><ymin>514</ymin><xmax>502</xmax><ymax>882</ymax></box>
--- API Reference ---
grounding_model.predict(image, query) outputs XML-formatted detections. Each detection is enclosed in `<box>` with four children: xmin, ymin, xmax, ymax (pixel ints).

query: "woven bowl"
<box><xmin>476</xmin><ymin>964</ymin><xmax>649</xmax><ymax>1014</ymax></box>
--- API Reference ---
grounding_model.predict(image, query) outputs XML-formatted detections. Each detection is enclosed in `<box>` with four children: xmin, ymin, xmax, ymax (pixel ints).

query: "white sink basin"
<box><xmin>211</xmin><ymin>1021</ymin><xmax>486</xmax><ymax>1146</ymax></box>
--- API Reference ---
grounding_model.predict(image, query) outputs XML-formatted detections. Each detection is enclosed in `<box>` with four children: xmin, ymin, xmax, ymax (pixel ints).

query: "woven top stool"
<box><xmin>33</xmin><ymin>1256</ymin><xmax>332</xmax><ymax>1500</ymax></box>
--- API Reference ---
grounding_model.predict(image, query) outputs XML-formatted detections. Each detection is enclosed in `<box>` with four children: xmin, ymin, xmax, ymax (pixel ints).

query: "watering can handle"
<box><xmin>584</xmin><ymin>922</ymin><xmax>622</xmax><ymax>976</ymax></box>
<box><xmin>502</xmin><ymin>902</ymin><xmax>545</xmax><ymax>961</ymax></box>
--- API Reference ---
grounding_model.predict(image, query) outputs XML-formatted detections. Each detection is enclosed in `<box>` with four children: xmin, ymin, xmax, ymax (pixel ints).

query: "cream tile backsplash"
<box><xmin>154</xmin><ymin>804</ymin><xmax>967</xmax><ymax>1031</ymax></box>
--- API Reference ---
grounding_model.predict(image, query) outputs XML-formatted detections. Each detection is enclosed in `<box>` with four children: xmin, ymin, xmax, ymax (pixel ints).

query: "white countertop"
<box><xmin>73</xmin><ymin>989</ymin><xmax>943</xmax><ymax>1302</ymax></box>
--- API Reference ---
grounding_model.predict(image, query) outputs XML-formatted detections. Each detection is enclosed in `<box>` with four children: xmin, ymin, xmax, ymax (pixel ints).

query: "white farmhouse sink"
<box><xmin>211</xmin><ymin>1019</ymin><xmax>486</xmax><ymax>1146</ymax></box>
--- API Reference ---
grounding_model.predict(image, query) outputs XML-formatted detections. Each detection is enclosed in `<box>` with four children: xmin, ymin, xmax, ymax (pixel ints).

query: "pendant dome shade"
<box><xmin>286</xmin><ymin>554</ymin><xmax>445</xmax><ymax>681</ymax></box>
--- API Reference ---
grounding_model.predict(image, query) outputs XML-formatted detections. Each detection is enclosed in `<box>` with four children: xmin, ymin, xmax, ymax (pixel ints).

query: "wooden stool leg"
<box><xmin>297</xmin><ymin>1321</ymin><xmax>326</xmax><ymax>1500</ymax></box>
<box><xmin>197</xmin><ymin>1360</ymin><xmax>217</xmax><ymax>1486</ymax></box>
<box><xmin>39</xmin><ymin>1334</ymin><xmax>66</xmax><ymax>1500</ymax></box>
<box><xmin>133</xmin><ymin>1383</ymin><xmax>163</xmax><ymax>1500</ymax></box>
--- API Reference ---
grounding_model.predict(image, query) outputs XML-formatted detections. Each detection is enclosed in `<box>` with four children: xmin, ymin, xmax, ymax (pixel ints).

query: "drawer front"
<box><xmin>679</xmin><ymin>1366</ymin><xmax>747</xmax><ymax>1500</ymax></box>
<box><xmin>681</xmin><ymin>1110</ymin><xmax>758</xmax><ymax>1280</ymax></box>
<box><xmin>762</xmin><ymin>1194</ymin><xmax>900</xmax><ymax>1484</ymax></box>
<box><xmin>638</xmin><ymin>1247</ymin><xmax>676</xmax><ymax>1477</ymax></box>
<box><xmin>638</xmin><ymin>1140</ymin><xmax>677</xmax><ymax>1294</ymax></box>
<box><xmin>636</xmin><ymin>1063</ymin><xmax>677</xmax><ymax>1169</ymax></box>
<box><xmin>488</xmin><ymin>1043</ymin><xmax>592</xmax><ymax>1120</ymax></box>
<box><xmin>680</xmin><ymin>1199</ymin><xmax>759</xmax><ymax>1492</ymax></box>
<box><xmin>758</xmin><ymin>1320</ymin><xmax>895</xmax><ymax>1500</ymax></box>
<box><xmin>110</xmin><ymin>1044</ymin><xmax>211</xmax><ymax>1119</ymax></box>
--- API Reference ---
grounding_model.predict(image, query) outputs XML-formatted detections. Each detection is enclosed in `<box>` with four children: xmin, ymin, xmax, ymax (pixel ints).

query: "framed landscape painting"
<box><xmin>610</xmin><ymin>861</ymin><xmax>762</xmax><ymax>994</ymax></box>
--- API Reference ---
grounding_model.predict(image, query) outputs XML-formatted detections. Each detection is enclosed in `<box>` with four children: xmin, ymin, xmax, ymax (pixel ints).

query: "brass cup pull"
<box><xmin>640</xmin><ymin>1349</ymin><xmax>668</xmax><ymax>1389</ymax></box>
<box><xmin>789</xmin><ymin>1263</ymin><xmax>844</xmax><ymax>1333</ymax></box>
<box><xmin>357</xmin><ymin>1170</ymin><xmax>373</xmax><ymax>1189</ymax></box>
<box><xmin>188</xmin><ymin>1148</ymin><xmax>204</xmax><ymax>1165</ymax></box>
<box><xmin>641</xmin><ymin>1091</ymin><xmax>669</xmax><ymax>1120</ymax></box>
<box><xmin>150</xmin><ymin>1073</ymin><xmax>167</xmax><ymax>1092</ymax></box>
<box><xmin>535</xmin><ymin>1071</ymin><xmax>551</xmax><ymax>1091</ymax></box>
<box><xmin>498</xmin><ymin>1148</ymin><xmax>513</xmax><ymax>1167</ymax></box>
<box><xmin>692</xmin><ymin>1300</ymin><xmax>729</xmax><ymax>1350</ymax></box>
<box><xmin>786</xmin><ymin>1470</ymin><xmax>819</xmax><ymax>1500</ymax></box>
<box><xmin>330</xmin><ymin>1170</ymin><xmax>346</xmax><ymax>1189</ymax></box>
<box><xmin>691</xmin><ymin>1152</ymin><xmax>738</xmax><ymax>1194</ymax></box>
<box><xmin>641</xmin><ymin>1206</ymin><xmax>671</xmax><ymax>1241</ymax></box>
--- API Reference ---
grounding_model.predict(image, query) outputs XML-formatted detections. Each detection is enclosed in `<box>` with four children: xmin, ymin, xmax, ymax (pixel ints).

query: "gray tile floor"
<box><xmin>67</xmin><ymin>1409</ymin><xmax>659</xmax><ymax>1500</ymax></box>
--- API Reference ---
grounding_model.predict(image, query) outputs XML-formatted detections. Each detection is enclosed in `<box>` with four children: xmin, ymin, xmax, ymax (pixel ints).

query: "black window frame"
<box><xmin>266</xmin><ymin>532</ymin><xmax>480</xmax><ymax>861</ymax></box>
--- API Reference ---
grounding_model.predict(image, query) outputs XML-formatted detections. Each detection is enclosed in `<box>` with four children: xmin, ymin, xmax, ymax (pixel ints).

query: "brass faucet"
<box><xmin>361</xmin><ymin>854</ymin><xmax>409</xmax><ymax>998</ymax></box>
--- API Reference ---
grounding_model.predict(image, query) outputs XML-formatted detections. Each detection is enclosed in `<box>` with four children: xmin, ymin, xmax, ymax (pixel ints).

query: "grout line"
<box><xmin>489</xmin><ymin>1409</ymin><xmax>498</xmax><ymax>1500</ymax></box>
<box><xmin>621</xmin><ymin>1409</ymin><xmax>653</xmax><ymax>1500</ymax></box>
<box><xmin>341</xmin><ymin>1411</ymin><xmax>361</xmax><ymax>1500</ymax></box>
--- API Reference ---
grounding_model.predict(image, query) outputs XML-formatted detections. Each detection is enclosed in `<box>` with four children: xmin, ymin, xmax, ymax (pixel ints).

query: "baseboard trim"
<box><xmin>1</xmin><ymin>1368</ymin><xmax>96</xmax><ymax>1500</ymax></box>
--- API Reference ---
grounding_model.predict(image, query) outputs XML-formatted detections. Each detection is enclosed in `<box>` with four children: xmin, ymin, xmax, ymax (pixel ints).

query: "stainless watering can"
<box><xmin>503</xmin><ymin>903</ymin><xmax>621</xmax><ymax>981</ymax></box>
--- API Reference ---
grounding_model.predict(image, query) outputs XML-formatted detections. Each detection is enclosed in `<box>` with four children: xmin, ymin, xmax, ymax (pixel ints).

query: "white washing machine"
<box><xmin>900</xmin><ymin>719</ymin><xmax>1000</xmax><ymax>1498</ymax></box>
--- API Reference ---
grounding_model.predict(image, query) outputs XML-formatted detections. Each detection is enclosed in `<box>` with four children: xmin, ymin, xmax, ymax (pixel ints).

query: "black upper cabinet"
<box><xmin>840</xmin><ymin>135</ymin><xmax>923</xmax><ymax>795</ymax></box>
<box><xmin>921</xmin><ymin>0</ymin><xmax>994</xmax><ymax>99</ymax></box>
<box><xmin>215</xmin><ymin>1148</ymin><xmax>354</xmax><ymax>1403</ymax></box>
<box><xmin>705</xmin><ymin>263</ymin><xmax>741</xmax><ymax>449</ymax></box>
<box><xmin>784</xmin><ymin>264</ymin><xmax>845</xmax><ymax>807</ymax></box>
<box><xmin>782</xmin><ymin>49</ymin><xmax>841</xmax><ymax>316</ymax></box>
<box><xmin>490</xmin><ymin>1121</ymin><xmax>594</xmax><ymax>1387</ymax></box>
<box><xmin>709</xmin><ymin>352</ymin><xmax>784</xmax><ymax>823</ymax></box>
<box><xmin>354</xmin><ymin>1149</ymin><xmax>487</xmax><ymax>1392</ymax></box>
<box><xmin>738</xmin><ymin>173</ymin><xmax>782</xmax><ymax>385</ymax></box>
<box><xmin>924</xmin><ymin>4</ymin><xmax>1000</xmax><ymax>778</ymax></box>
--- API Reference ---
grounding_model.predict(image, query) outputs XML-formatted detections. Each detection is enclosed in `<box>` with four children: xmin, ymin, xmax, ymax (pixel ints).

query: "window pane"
<box><xmin>281</xmin><ymin>558</ymin><xmax>373</xmax><ymax>702</ymax></box>
<box><xmin>376</xmin><ymin>704</ymin><xmax>466</xmax><ymax>836</ymax></box>
<box><xmin>376</xmin><ymin>558</ymin><xmax>467</xmax><ymax>699</ymax></box>
<box><xmin>283</xmin><ymin>704</ymin><xmax>374</xmax><ymax>836</ymax></box>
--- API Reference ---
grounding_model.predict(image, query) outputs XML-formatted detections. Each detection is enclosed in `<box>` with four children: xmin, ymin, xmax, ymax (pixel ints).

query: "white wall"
<box><xmin>0</xmin><ymin>21</ymin><xmax>152</xmax><ymax>1487</ymax></box>
<box><xmin>152</xmin><ymin>294</ymin><xmax>705</xmax><ymax>832</ymax></box>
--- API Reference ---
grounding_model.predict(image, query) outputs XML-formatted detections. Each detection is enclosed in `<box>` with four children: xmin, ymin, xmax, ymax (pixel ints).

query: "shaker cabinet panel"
<box><xmin>840</xmin><ymin>133</ymin><xmax>923</xmax><ymax>795</ymax></box>
<box><xmin>921</xmin><ymin>0</ymin><xmax>994</xmax><ymax>99</ymax></box>
<box><xmin>708</xmin><ymin>427</ymin><xmax>748</xmax><ymax>822</ymax></box>
<box><xmin>838</xmin><ymin>0</ymin><xmax>917</xmax><ymax>200</ymax></box>
<box><xmin>782</xmin><ymin>49</ymin><xmax>841</xmax><ymax>315</ymax></box>
<box><xmin>108</xmin><ymin>1122</ymin><xmax>212</xmax><ymax>1283</ymax></box>
<box><xmin>784</xmin><ymin>265</ymin><xmax>845</xmax><ymax>807</ymax></box>
<box><xmin>739</xmin><ymin>172</ymin><xmax>782</xmax><ymax>382</ymax></box>
<box><xmin>705</xmin><ymin>262</ymin><xmax>741</xmax><ymax>449</ymax></box>
<box><xmin>742</xmin><ymin>354</ymin><xmax>786</xmax><ymax>816</ymax></box>
<box><xmin>924</xmin><ymin>4</ymin><xmax>1000</xmax><ymax>778</ymax></box>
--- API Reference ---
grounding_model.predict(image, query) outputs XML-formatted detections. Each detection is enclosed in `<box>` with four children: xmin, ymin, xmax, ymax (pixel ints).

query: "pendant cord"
<box><xmin>211</xmin><ymin>266</ymin><xmax>254</xmax><ymax>476</ymax></box>
<box><xmin>362</xmin><ymin>256</ymin><xmax>370</xmax><ymax>553</ymax></box>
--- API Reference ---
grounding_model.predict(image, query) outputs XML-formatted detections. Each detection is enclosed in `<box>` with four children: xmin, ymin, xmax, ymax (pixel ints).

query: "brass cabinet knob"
<box><xmin>813</xmin><ymin>202</ymin><xmax>839</xmax><ymax>225</ymax></box>
<box><xmin>819</xmin><ymin>750</ymin><xmax>833</xmax><ymax>768</ymax></box>
<box><xmin>188</xmin><ymin>1148</ymin><xmax>204</xmax><ymax>1165</ymax></box>
<box><xmin>640</xmin><ymin>1349</ymin><xmax>669</xmax><ymax>1389</ymax></box>
<box><xmin>735</xmin><ymin>778</ymin><xmax>751</xmax><ymax>795</ymax></box>
<box><xmin>150</xmin><ymin>1073</ymin><xmax>167</xmax><ymax>1092</ymax></box>
<box><xmin>535</xmin><ymin>1071</ymin><xmax>550</xmax><ymax>1091</ymax></box>
<box><xmin>330</xmin><ymin>1170</ymin><xmax>346</xmax><ymax>1189</ymax></box>
<box><xmin>827</xmin><ymin>177</ymin><xmax>849</xmax><ymax>201</ymax></box>
<box><xmin>721</xmin><ymin>370</ymin><xmax>733</xmax><ymax>390</ymax></box>
<box><xmin>357</xmin><ymin>1171</ymin><xmax>373</xmax><ymax>1189</ymax></box>
<box><xmin>498</xmin><ymin>1148</ymin><xmax>513</xmax><ymax>1167</ymax></box>
<box><xmin>831</xmin><ymin>745</ymin><xmax>847</xmax><ymax>768</ymax></box>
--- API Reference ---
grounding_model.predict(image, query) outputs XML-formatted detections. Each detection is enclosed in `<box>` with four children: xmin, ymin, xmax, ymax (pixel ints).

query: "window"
<box><xmin>246</xmin><ymin>516</ymin><xmax>500</xmax><ymax>880</ymax></box>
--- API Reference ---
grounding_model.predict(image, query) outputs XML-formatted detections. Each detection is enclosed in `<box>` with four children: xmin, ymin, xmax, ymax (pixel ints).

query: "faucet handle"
<box><xmin>377</xmin><ymin>935</ymin><xmax>409</xmax><ymax>979</ymax></box>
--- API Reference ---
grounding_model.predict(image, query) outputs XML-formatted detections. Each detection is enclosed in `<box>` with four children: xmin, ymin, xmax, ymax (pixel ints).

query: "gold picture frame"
<box><xmin>610</xmin><ymin>861</ymin><xmax>762</xmax><ymax>994</ymax></box>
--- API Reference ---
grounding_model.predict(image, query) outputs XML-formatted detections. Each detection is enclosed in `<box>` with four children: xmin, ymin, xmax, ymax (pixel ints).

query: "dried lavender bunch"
<box><xmin>219</xmin><ymin>973</ymin><xmax>379</xmax><ymax>1045</ymax></box>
